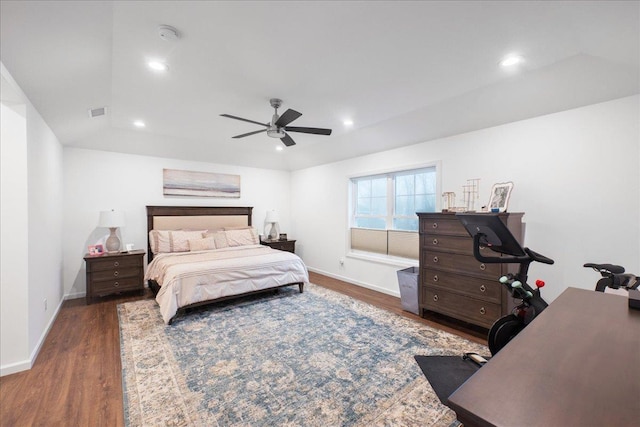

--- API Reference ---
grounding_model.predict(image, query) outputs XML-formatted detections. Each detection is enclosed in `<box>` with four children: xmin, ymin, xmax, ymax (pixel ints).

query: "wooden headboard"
<box><xmin>146</xmin><ymin>206</ymin><xmax>253</xmax><ymax>262</ymax></box>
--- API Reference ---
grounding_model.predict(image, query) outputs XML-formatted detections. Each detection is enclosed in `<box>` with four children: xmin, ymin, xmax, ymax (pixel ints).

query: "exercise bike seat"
<box><xmin>583</xmin><ymin>263</ymin><xmax>625</xmax><ymax>274</ymax></box>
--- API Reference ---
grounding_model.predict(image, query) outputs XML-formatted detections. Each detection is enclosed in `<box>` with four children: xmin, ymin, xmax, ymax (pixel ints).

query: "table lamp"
<box><xmin>264</xmin><ymin>210</ymin><xmax>280</xmax><ymax>240</ymax></box>
<box><xmin>99</xmin><ymin>209</ymin><xmax>125</xmax><ymax>253</ymax></box>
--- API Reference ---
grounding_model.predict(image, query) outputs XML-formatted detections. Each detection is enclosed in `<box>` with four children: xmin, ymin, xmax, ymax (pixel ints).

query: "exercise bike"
<box><xmin>457</xmin><ymin>213</ymin><xmax>554</xmax><ymax>357</ymax></box>
<box><xmin>415</xmin><ymin>213</ymin><xmax>555</xmax><ymax>406</ymax></box>
<box><xmin>583</xmin><ymin>262</ymin><xmax>639</xmax><ymax>292</ymax></box>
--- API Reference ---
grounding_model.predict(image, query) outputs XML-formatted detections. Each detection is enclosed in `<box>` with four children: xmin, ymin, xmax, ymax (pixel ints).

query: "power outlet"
<box><xmin>44</xmin><ymin>298</ymin><xmax>47</xmax><ymax>311</ymax></box>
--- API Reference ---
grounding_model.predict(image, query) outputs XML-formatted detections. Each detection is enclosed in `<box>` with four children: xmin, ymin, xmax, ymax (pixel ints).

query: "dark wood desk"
<box><xmin>448</xmin><ymin>287</ymin><xmax>640</xmax><ymax>426</ymax></box>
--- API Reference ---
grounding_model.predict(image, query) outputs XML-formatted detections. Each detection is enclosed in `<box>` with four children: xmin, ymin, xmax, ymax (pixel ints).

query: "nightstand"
<box><xmin>261</xmin><ymin>239</ymin><xmax>296</xmax><ymax>253</ymax></box>
<box><xmin>84</xmin><ymin>250</ymin><xmax>145</xmax><ymax>304</ymax></box>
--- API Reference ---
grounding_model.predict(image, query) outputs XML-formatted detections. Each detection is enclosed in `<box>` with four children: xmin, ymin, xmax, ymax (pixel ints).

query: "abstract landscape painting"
<box><xmin>163</xmin><ymin>169</ymin><xmax>240</xmax><ymax>198</ymax></box>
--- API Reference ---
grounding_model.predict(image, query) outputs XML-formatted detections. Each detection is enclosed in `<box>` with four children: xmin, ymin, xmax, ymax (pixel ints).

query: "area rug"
<box><xmin>118</xmin><ymin>283</ymin><xmax>487</xmax><ymax>426</ymax></box>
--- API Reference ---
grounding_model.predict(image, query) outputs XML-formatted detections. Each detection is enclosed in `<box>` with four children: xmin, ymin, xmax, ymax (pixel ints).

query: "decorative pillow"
<box><xmin>149</xmin><ymin>230</ymin><xmax>171</xmax><ymax>254</ymax></box>
<box><xmin>203</xmin><ymin>231</ymin><xmax>229</xmax><ymax>249</ymax></box>
<box><xmin>171</xmin><ymin>230</ymin><xmax>207</xmax><ymax>252</ymax></box>
<box><xmin>224</xmin><ymin>227</ymin><xmax>259</xmax><ymax>247</ymax></box>
<box><xmin>189</xmin><ymin>237</ymin><xmax>216</xmax><ymax>252</ymax></box>
<box><xmin>149</xmin><ymin>229</ymin><xmax>208</xmax><ymax>254</ymax></box>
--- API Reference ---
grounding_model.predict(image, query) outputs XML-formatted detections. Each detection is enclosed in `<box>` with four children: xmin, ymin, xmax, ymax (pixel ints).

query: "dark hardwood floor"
<box><xmin>0</xmin><ymin>272</ymin><xmax>485</xmax><ymax>426</ymax></box>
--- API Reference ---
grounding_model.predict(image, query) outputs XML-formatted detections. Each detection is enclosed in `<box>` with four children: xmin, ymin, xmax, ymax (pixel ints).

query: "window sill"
<box><xmin>347</xmin><ymin>251</ymin><xmax>418</xmax><ymax>268</ymax></box>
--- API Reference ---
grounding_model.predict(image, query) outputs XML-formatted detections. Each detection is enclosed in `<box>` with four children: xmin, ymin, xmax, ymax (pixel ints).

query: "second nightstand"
<box><xmin>261</xmin><ymin>239</ymin><xmax>296</xmax><ymax>253</ymax></box>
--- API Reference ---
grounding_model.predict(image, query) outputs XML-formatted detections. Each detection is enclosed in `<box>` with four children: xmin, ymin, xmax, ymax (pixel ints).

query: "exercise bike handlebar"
<box><xmin>472</xmin><ymin>234</ymin><xmax>555</xmax><ymax>265</ymax></box>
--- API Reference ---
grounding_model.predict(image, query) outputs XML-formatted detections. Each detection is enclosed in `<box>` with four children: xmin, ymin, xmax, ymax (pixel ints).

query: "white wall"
<box><xmin>292</xmin><ymin>95</ymin><xmax>640</xmax><ymax>303</ymax></box>
<box><xmin>1</xmin><ymin>64</ymin><xmax>64</xmax><ymax>376</ymax></box>
<box><xmin>1</xmin><ymin>102</ymin><xmax>29</xmax><ymax>372</ymax></box>
<box><xmin>62</xmin><ymin>148</ymin><xmax>292</xmax><ymax>297</ymax></box>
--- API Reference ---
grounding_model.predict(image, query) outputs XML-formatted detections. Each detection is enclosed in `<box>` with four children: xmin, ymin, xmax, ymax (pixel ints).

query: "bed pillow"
<box><xmin>149</xmin><ymin>229</ymin><xmax>208</xmax><ymax>254</ymax></box>
<box><xmin>171</xmin><ymin>230</ymin><xmax>207</xmax><ymax>252</ymax></box>
<box><xmin>189</xmin><ymin>237</ymin><xmax>216</xmax><ymax>252</ymax></box>
<box><xmin>224</xmin><ymin>227</ymin><xmax>259</xmax><ymax>247</ymax></box>
<box><xmin>149</xmin><ymin>230</ymin><xmax>171</xmax><ymax>254</ymax></box>
<box><xmin>203</xmin><ymin>231</ymin><xmax>229</xmax><ymax>249</ymax></box>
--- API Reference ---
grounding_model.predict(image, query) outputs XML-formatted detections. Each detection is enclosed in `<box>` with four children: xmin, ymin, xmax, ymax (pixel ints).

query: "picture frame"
<box><xmin>487</xmin><ymin>182</ymin><xmax>514</xmax><ymax>212</ymax></box>
<box><xmin>279</xmin><ymin>233</ymin><xmax>288</xmax><ymax>241</ymax></box>
<box><xmin>88</xmin><ymin>244</ymin><xmax>104</xmax><ymax>256</ymax></box>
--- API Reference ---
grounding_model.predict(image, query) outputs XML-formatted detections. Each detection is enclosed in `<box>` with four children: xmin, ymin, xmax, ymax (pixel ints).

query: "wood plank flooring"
<box><xmin>0</xmin><ymin>272</ymin><xmax>485</xmax><ymax>426</ymax></box>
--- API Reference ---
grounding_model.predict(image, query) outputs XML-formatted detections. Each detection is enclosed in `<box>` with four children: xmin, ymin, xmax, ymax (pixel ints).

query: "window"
<box><xmin>350</xmin><ymin>165</ymin><xmax>437</xmax><ymax>259</ymax></box>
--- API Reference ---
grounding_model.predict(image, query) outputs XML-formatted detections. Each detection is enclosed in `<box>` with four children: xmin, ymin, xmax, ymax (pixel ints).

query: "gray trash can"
<box><xmin>397</xmin><ymin>266</ymin><xmax>419</xmax><ymax>315</ymax></box>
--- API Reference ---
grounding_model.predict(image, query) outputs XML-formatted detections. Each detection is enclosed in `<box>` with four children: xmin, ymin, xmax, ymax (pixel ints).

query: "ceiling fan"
<box><xmin>220</xmin><ymin>98</ymin><xmax>332</xmax><ymax>147</ymax></box>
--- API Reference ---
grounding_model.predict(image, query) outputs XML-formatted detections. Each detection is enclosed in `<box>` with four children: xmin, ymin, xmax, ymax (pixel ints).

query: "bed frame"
<box><xmin>146</xmin><ymin>205</ymin><xmax>304</xmax><ymax>323</ymax></box>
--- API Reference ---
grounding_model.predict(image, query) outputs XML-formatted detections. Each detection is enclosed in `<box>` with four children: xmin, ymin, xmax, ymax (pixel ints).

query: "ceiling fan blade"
<box><xmin>275</xmin><ymin>109</ymin><xmax>302</xmax><ymax>127</ymax></box>
<box><xmin>232</xmin><ymin>129</ymin><xmax>267</xmax><ymax>139</ymax></box>
<box><xmin>284</xmin><ymin>126</ymin><xmax>332</xmax><ymax>136</ymax></box>
<box><xmin>220</xmin><ymin>114</ymin><xmax>269</xmax><ymax>127</ymax></box>
<box><xmin>280</xmin><ymin>133</ymin><xmax>296</xmax><ymax>147</ymax></box>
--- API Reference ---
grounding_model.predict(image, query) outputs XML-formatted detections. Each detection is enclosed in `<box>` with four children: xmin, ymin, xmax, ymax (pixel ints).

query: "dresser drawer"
<box><xmin>92</xmin><ymin>277</ymin><xmax>141</xmax><ymax>294</ymax></box>
<box><xmin>92</xmin><ymin>267</ymin><xmax>141</xmax><ymax>282</ymax></box>
<box><xmin>423</xmin><ymin>287</ymin><xmax>501</xmax><ymax>328</ymax></box>
<box><xmin>422</xmin><ymin>268</ymin><xmax>502</xmax><ymax>303</ymax></box>
<box><xmin>89</xmin><ymin>256</ymin><xmax>142</xmax><ymax>271</ymax></box>
<box><xmin>422</xmin><ymin>250</ymin><xmax>502</xmax><ymax>279</ymax></box>
<box><xmin>422</xmin><ymin>234</ymin><xmax>471</xmax><ymax>253</ymax></box>
<box><xmin>420</xmin><ymin>217</ymin><xmax>468</xmax><ymax>236</ymax></box>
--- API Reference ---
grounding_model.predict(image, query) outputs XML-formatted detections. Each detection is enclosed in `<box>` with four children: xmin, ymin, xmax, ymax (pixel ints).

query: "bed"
<box><xmin>145</xmin><ymin>206</ymin><xmax>309</xmax><ymax>324</ymax></box>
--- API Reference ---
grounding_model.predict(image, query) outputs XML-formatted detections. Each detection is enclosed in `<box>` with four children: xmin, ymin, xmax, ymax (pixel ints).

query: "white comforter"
<box><xmin>145</xmin><ymin>245</ymin><xmax>309</xmax><ymax>324</ymax></box>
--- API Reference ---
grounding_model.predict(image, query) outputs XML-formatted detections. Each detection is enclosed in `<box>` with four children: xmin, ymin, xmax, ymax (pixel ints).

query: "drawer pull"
<box><xmin>433</xmin><ymin>294</ymin><xmax>439</xmax><ymax>302</ymax></box>
<box><xmin>114</xmin><ymin>261</ymin><xmax>119</xmax><ymax>267</ymax></box>
<box><xmin>480</xmin><ymin>307</ymin><xmax>486</xmax><ymax>315</ymax></box>
<box><xmin>480</xmin><ymin>285</ymin><xmax>486</xmax><ymax>292</ymax></box>
<box><xmin>114</xmin><ymin>282</ymin><xmax>119</xmax><ymax>287</ymax></box>
<box><xmin>433</xmin><ymin>275</ymin><xmax>439</xmax><ymax>282</ymax></box>
<box><xmin>432</xmin><ymin>222</ymin><xmax>438</xmax><ymax>229</ymax></box>
<box><xmin>432</xmin><ymin>238</ymin><xmax>438</xmax><ymax>245</ymax></box>
<box><xmin>479</xmin><ymin>263</ymin><xmax>486</xmax><ymax>271</ymax></box>
<box><xmin>433</xmin><ymin>256</ymin><xmax>439</xmax><ymax>263</ymax></box>
<box><xmin>114</xmin><ymin>271</ymin><xmax>119</xmax><ymax>277</ymax></box>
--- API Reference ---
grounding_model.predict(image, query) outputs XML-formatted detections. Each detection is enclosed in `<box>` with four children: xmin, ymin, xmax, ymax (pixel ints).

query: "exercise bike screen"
<box><xmin>456</xmin><ymin>213</ymin><xmax>526</xmax><ymax>257</ymax></box>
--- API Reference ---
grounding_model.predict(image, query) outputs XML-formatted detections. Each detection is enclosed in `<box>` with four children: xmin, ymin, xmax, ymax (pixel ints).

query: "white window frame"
<box><xmin>346</xmin><ymin>161</ymin><xmax>441</xmax><ymax>266</ymax></box>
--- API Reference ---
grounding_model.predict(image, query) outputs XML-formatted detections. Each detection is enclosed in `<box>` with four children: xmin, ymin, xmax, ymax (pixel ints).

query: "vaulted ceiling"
<box><xmin>1</xmin><ymin>1</ymin><xmax>638</xmax><ymax>171</ymax></box>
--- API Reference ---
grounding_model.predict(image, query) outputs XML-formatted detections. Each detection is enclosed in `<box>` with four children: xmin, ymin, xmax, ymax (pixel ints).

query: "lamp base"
<box><xmin>268</xmin><ymin>223</ymin><xmax>279</xmax><ymax>240</ymax></box>
<box><xmin>105</xmin><ymin>227</ymin><xmax>121</xmax><ymax>253</ymax></box>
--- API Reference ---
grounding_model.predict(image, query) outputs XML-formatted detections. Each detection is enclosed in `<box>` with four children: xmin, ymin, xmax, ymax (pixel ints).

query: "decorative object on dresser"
<box><xmin>487</xmin><ymin>181</ymin><xmax>514</xmax><ymax>212</ymax></box>
<box><xmin>264</xmin><ymin>209</ymin><xmax>280</xmax><ymax>240</ymax></box>
<box><xmin>84</xmin><ymin>250</ymin><xmax>145</xmax><ymax>304</ymax></box>
<box><xmin>99</xmin><ymin>209</ymin><xmax>125</xmax><ymax>253</ymax></box>
<box><xmin>417</xmin><ymin>211</ymin><xmax>524</xmax><ymax>329</ymax></box>
<box><xmin>261</xmin><ymin>238</ymin><xmax>296</xmax><ymax>253</ymax></box>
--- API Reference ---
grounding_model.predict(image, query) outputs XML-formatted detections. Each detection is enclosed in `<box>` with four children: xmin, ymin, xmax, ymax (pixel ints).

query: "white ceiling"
<box><xmin>1</xmin><ymin>1</ymin><xmax>638</xmax><ymax>171</ymax></box>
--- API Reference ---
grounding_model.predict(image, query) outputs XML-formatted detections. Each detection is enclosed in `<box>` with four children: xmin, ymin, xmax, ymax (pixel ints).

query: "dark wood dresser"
<box><xmin>260</xmin><ymin>239</ymin><xmax>296</xmax><ymax>253</ymax></box>
<box><xmin>417</xmin><ymin>212</ymin><xmax>524</xmax><ymax>328</ymax></box>
<box><xmin>84</xmin><ymin>250</ymin><xmax>145</xmax><ymax>304</ymax></box>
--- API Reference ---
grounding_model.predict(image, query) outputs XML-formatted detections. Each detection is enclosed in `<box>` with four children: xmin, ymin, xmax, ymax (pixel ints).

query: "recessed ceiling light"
<box><xmin>133</xmin><ymin>120</ymin><xmax>145</xmax><ymax>128</ymax></box>
<box><xmin>148</xmin><ymin>61</ymin><xmax>169</xmax><ymax>72</ymax></box>
<box><xmin>276</xmin><ymin>145</ymin><xmax>284</xmax><ymax>151</ymax></box>
<box><xmin>499</xmin><ymin>54</ymin><xmax>524</xmax><ymax>68</ymax></box>
<box><xmin>343</xmin><ymin>119</ymin><xmax>354</xmax><ymax>126</ymax></box>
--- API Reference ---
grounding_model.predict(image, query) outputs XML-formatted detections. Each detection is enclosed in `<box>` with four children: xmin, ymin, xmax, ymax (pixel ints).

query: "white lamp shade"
<box><xmin>99</xmin><ymin>210</ymin><xmax>125</xmax><ymax>228</ymax></box>
<box><xmin>265</xmin><ymin>210</ymin><xmax>278</xmax><ymax>223</ymax></box>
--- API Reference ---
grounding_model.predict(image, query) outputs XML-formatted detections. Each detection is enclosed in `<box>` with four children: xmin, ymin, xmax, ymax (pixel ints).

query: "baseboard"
<box><xmin>0</xmin><ymin>295</ymin><xmax>64</xmax><ymax>377</ymax></box>
<box><xmin>307</xmin><ymin>267</ymin><xmax>401</xmax><ymax>298</ymax></box>
<box><xmin>64</xmin><ymin>291</ymin><xmax>85</xmax><ymax>300</ymax></box>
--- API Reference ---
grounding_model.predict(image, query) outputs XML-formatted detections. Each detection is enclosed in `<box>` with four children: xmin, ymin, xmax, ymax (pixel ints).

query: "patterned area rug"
<box><xmin>118</xmin><ymin>283</ymin><xmax>486</xmax><ymax>426</ymax></box>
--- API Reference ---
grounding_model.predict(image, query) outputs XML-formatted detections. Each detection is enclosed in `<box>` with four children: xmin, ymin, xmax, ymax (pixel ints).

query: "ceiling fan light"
<box><xmin>267</xmin><ymin>128</ymin><xmax>286</xmax><ymax>138</ymax></box>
